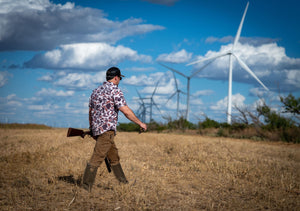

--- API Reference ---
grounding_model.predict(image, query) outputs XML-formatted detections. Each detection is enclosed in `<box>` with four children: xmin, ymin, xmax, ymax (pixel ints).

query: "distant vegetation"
<box><xmin>119</xmin><ymin>94</ymin><xmax>300</xmax><ymax>143</ymax></box>
<box><xmin>0</xmin><ymin>123</ymin><xmax>52</xmax><ymax>129</ymax></box>
<box><xmin>117</xmin><ymin>122</ymin><xmax>140</xmax><ymax>132</ymax></box>
<box><xmin>2</xmin><ymin>95</ymin><xmax>299</xmax><ymax>143</ymax></box>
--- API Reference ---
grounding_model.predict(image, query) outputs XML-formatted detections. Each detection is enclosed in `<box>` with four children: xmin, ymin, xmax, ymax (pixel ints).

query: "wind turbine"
<box><xmin>187</xmin><ymin>2</ymin><xmax>269</xmax><ymax>124</ymax></box>
<box><xmin>136</xmin><ymin>90</ymin><xmax>147</xmax><ymax>123</ymax></box>
<box><xmin>159</xmin><ymin>60</ymin><xmax>216</xmax><ymax>121</ymax></box>
<box><xmin>149</xmin><ymin>81</ymin><xmax>162</xmax><ymax>122</ymax></box>
<box><xmin>166</xmin><ymin>71</ymin><xmax>186</xmax><ymax>119</ymax></box>
<box><xmin>136</xmin><ymin>81</ymin><xmax>162</xmax><ymax>123</ymax></box>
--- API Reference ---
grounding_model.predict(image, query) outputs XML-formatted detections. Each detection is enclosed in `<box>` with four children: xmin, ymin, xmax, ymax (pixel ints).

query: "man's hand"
<box><xmin>119</xmin><ymin>106</ymin><xmax>148</xmax><ymax>131</ymax></box>
<box><xmin>139</xmin><ymin>122</ymin><xmax>147</xmax><ymax>132</ymax></box>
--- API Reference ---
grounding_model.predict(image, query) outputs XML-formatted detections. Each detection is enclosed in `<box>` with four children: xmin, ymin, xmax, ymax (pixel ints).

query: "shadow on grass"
<box><xmin>56</xmin><ymin>175</ymin><xmax>82</xmax><ymax>186</ymax></box>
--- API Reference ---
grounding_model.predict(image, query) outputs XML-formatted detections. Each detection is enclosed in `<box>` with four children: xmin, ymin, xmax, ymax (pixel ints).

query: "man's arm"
<box><xmin>119</xmin><ymin>105</ymin><xmax>147</xmax><ymax>131</ymax></box>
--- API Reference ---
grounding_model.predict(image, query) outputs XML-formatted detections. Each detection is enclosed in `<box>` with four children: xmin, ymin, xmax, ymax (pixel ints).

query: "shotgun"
<box><xmin>67</xmin><ymin>128</ymin><xmax>111</xmax><ymax>173</ymax></box>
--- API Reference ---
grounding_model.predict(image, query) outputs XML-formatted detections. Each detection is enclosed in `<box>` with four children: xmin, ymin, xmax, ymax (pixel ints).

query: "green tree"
<box><xmin>198</xmin><ymin>117</ymin><xmax>220</xmax><ymax>129</ymax></box>
<box><xmin>257</xmin><ymin>103</ymin><xmax>294</xmax><ymax>130</ymax></box>
<box><xmin>280</xmin><ymin>94</ymin><xmax>300</xmax><ymax>115</ymax></box>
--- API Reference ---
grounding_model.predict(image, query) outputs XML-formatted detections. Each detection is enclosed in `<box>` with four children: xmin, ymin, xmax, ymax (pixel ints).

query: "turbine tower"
<box><xmin>136</xmin><ymin>90</ymin><xmax>147</xmax><ymax>123</ymax></box>
<box><xmin>187</xmin><ymin>1</ymin><xmax>269</xmax><ymax>124</ymax></box>
<box><xmin>159</xmin><ymin>60</ymin><xmax>216</xmax><ymax>121</ymax></box>
<box><xmin>166</xmin><ymin>71</ymin><xmax>186</xmax><ymax>119</ymax></box>
<box><xmin>136</xmin><ymin>82</ymin><xmax>162</xmax><ymax>123</ymax></box>
<box><xmin>149</xmin><ymin>81</ymin><xmax>162</xmax><ymax>122</ymax></box>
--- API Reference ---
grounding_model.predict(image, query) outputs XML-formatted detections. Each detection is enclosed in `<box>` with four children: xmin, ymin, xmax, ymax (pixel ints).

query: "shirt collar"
<box><xmin>103</xmin><ymin>81</ymin><xmax>117</xmax><ymax>87</ymax></box>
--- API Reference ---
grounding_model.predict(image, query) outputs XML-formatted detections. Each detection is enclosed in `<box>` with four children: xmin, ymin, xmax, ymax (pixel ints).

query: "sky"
<box><xmin>0</xmin><ymin>0</ymin><xmax>299</xmax><ymax>128</ymax></box>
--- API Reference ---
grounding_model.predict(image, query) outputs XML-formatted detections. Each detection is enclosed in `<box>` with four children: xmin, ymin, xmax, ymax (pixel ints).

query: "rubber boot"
<box><xmin>111</xmin><ymin>163</ymin><xmax>128</xmax><ymax>184</ymax></box>
<box><xmin>82</xmin><ymin>163</ymin><xmax>98</xmax><ymax>192</ymax></box>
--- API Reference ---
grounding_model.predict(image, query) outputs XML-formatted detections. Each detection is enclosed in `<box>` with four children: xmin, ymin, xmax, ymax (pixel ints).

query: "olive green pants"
<box><xmin>89</xmin><ymin>130</ymin><xmax>120</xmax><ymax>167</ymax></box>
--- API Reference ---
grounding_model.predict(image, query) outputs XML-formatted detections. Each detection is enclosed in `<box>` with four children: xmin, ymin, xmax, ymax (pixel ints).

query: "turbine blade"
<box><xmin>153</xmin><ymin>101</ymin><xmax>162</xmax><ymax>115</ymax></box>
<box><xmin>172</xmin><ymin>71</ymin><xmax>179</xmax><ymax>90</ymax></box>
<box><xmin>158</xmin><ymin>62</ymin><xmax>188</xmax><ymax>78</ymax></box>
<box><xmin>233</xmin><ymin>2</ymin><xmax>249</xmax><ymax>50</ymax></box>
<box><xmin>179</xmin><ymin>90</ymin><xmax>187</xmax><ymax>95</ymax></box>
<box><xmin>166</xmin><ymin>92</ymin><xmax>177</xmax><ymax>103</ymax></box>
<box><xmin>190</xmin><ymin>56</ymin><xmax>220</xmax><ymax>78</ymax></box>
<box><xmin>152</xmin><ymin>81</ymin><xmax>159</xmax><ymax>97</ymax></box>
<box><xmin>136</xmin><ymin>89</ymin><xmax>145</xmax><ymax>104</ymax></box>
<box><xmin>233</xmin><ymin>54</ymin><xmax>269</xmax><ymax>91</ymax></box>
<box><xmin>187</xmin><ymin>52</ymin><xmax>229</xmax><ymax>66</ymax></box>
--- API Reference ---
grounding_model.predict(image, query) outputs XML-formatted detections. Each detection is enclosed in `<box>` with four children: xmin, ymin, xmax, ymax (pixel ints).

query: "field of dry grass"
<box><xmin>0</xmin><ymin>128</ymin><xmax>299</xmax><ymax>210</ymax></box>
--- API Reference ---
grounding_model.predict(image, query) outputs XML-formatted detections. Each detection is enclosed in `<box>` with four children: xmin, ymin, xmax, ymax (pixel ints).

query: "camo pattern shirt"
<box><xmin>89</xmin><ymin>81</ymin><xmax>127</xmax><ymax>136</ymax></box>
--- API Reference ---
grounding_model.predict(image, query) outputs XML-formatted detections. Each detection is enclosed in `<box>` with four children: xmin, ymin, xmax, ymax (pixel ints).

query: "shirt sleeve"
<box><xmin>113</xmin><ymin>88</ymin><xmax>127</xmax><ymax>109</ymax></box>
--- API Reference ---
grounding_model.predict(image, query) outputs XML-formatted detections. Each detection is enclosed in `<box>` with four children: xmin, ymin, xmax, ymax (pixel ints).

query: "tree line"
<box><xmin>118</xmin><ymin>94</ymin><xmax>300</xmax><ymax>143</ymax></box>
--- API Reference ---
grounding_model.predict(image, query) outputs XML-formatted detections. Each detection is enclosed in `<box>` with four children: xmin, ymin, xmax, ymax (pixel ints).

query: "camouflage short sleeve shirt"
<box><xmin>89</xmin><ymin>81</ymin><xmax>127</xmax><ymax>136</ymax></box>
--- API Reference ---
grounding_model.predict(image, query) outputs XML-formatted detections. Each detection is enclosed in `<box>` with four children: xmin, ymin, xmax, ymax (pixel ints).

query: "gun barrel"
<box><xmin>104</xmin><ymin>157</ymin><xmax>111</xmax><ymax>173</ymax></box>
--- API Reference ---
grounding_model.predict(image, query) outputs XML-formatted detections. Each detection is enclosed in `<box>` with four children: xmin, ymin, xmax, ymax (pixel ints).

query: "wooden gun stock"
<box><xmin>66</xmin><ymin>127</ymin><xmax>111</xmax><ymax>173</ymax></box>
<box><xmin>67</xmin><ymin>128</ymin><xmax>91</xmax><ymax>138</ymax></box>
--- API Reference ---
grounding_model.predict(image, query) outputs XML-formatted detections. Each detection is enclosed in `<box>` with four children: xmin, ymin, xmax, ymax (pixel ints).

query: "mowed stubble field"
<box><xmin>0</xmin><ymin>128</ymin><xmax>299</xmax><ymax>210</ymax></box>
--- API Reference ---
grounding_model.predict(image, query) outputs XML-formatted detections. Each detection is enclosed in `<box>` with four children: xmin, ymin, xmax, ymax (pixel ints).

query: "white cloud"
<box><xmin>210</xmin><ymin>93</ymin><xmax>245</xmax><ymax>111</ymax></box>
<box><xmin>193</xmin><ymin>90</ymin><xmax>214</xmax><ymax>97</ymax></box>
<box><xmin>205</xmin><ymin>36</ymin><xmax>279</xmax><ymax>46</ymax></box>
<box><xmin>0</xmin><ymin>94</ymin><xmax>22</xmax><ymax>112</ymax></box>
<box><xmin>7</xmin><ymin>100</ymin><xmax>22</xmax><ymax>107</ymax></box>
<box><xmin>38</xmin><ymin>74</ymin><xmax>53</xmax><ymax>82</ymax></box>
<box><xmin>36</xmin><ymin>88</ymin><xmax>74</xmax><ymax>97</ymax></box>
<box><xmin>141</xmin><ymin>78</ymin><xmax>175</xmax><ymax>95</ymax></box>
<box><xmin>285</xmin><ymin>70</ymin><xmax>300</xmax><ymax>88</ymax></box>
<box><xmin>0</xmin><ymin>0</ymin><xmax>52</xmax><ymax>14</ymax></box>
<box><xmin>190</xmin><ymin>97</ymin><xmax>203</xmax><ymax>105</ymax></box>
<box><xmin>54</xmin><ymin>71</ymin><xmax>106</xmax><ymax>90</ymax></box>
<box><xmin>156</xmin><ymin>49</ymin><xmax>192</xmax><ymax>63</ymax></box>
<box><xmin>190</xmin><ymin>43</ymin><xmax>300</xmax><ymax>92</ymax></box>
<box><xmin>125</xmin><ymin>66</ymin><xmax>156</xmax><ymax>72</ymax></box>
<box><xmin>164</xmin><ymin>99</ymin><xmax>186</xmax><ymax>112</ymax></box>
<box><xmin>124</xmin><ymin>72</ymin><xmax>165</xmax><ymax>86</ymax></box>
<box><xmin>0</xmin><ymin>0</ymin><xmax>164</xmax><ymax>51</ymax></box>
<box><xmin>25</xmin><ymin>43</ymin><xmax>152</xmax><ymax>70</ymax></box>
<box><xmin>125</xmin><ymin>71</ymin><xmax>181</xmax><ymax>95</ymax></box>
<box><xmin>28</xmin><ymin>103</ymin><xmax>59</xmax><ymax>112</ymax></box>
<box><xmin>249</xmin><ymin>87</ymin><xmax>271</xmax><ymax>98</ymax></box>
<box><xmin>0</xmin><ymin>71</ymin><xmax>12</xmax><ymax>87</ymax></box>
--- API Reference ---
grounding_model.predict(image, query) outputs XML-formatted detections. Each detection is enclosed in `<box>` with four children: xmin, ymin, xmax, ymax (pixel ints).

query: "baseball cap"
<box><xmin>106</xmin><ymin>67</ymin><xmax>125</xmax><ymax>78</ymax></box>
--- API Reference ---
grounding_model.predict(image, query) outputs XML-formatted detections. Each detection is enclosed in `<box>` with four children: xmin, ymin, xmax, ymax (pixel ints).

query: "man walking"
<box><xmin>82</xmin><ymin>67</ymin><xmax>147</xmax><ymax>192</ymax></box>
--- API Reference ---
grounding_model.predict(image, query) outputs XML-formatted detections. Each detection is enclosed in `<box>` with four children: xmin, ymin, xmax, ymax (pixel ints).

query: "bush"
<box><xmin>148</xmin><ymin>121</ymin><xmax>167</xmax><ymax>133</ymax></box>
<box><xmin>167</xmin><ymin>117</ymin><xmax>196</xmax><ymax>132</ymax></box>
<box><xmin>198</xmin><ymin>117</ymin><xmax>220</xmax><ymax>129</ymax></box>
<box><xmin>256</xmin><ymin>103</ymin><xmax>299</xmax><ymax>143</ymax></box>
<box><xmin>230</xmin><ymin>123</ymin><xmax>248</xmax><ymax>131</ymax></box>
<box><xmin>281</xmin><ymin>127</ymin><xmax>300</xmax><ymax>143</ymax></box>
<box><xmin>117</xmin><ymin>123</ymin><xmax>140</xmax><ymax>132</ymax></box>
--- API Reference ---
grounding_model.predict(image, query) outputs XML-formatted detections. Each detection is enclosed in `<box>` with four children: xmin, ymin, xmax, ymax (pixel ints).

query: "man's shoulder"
<box><xmin>91</xmin><ymin>82</ymin><xmax>123</xmax><ymax>95</ymax></box>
